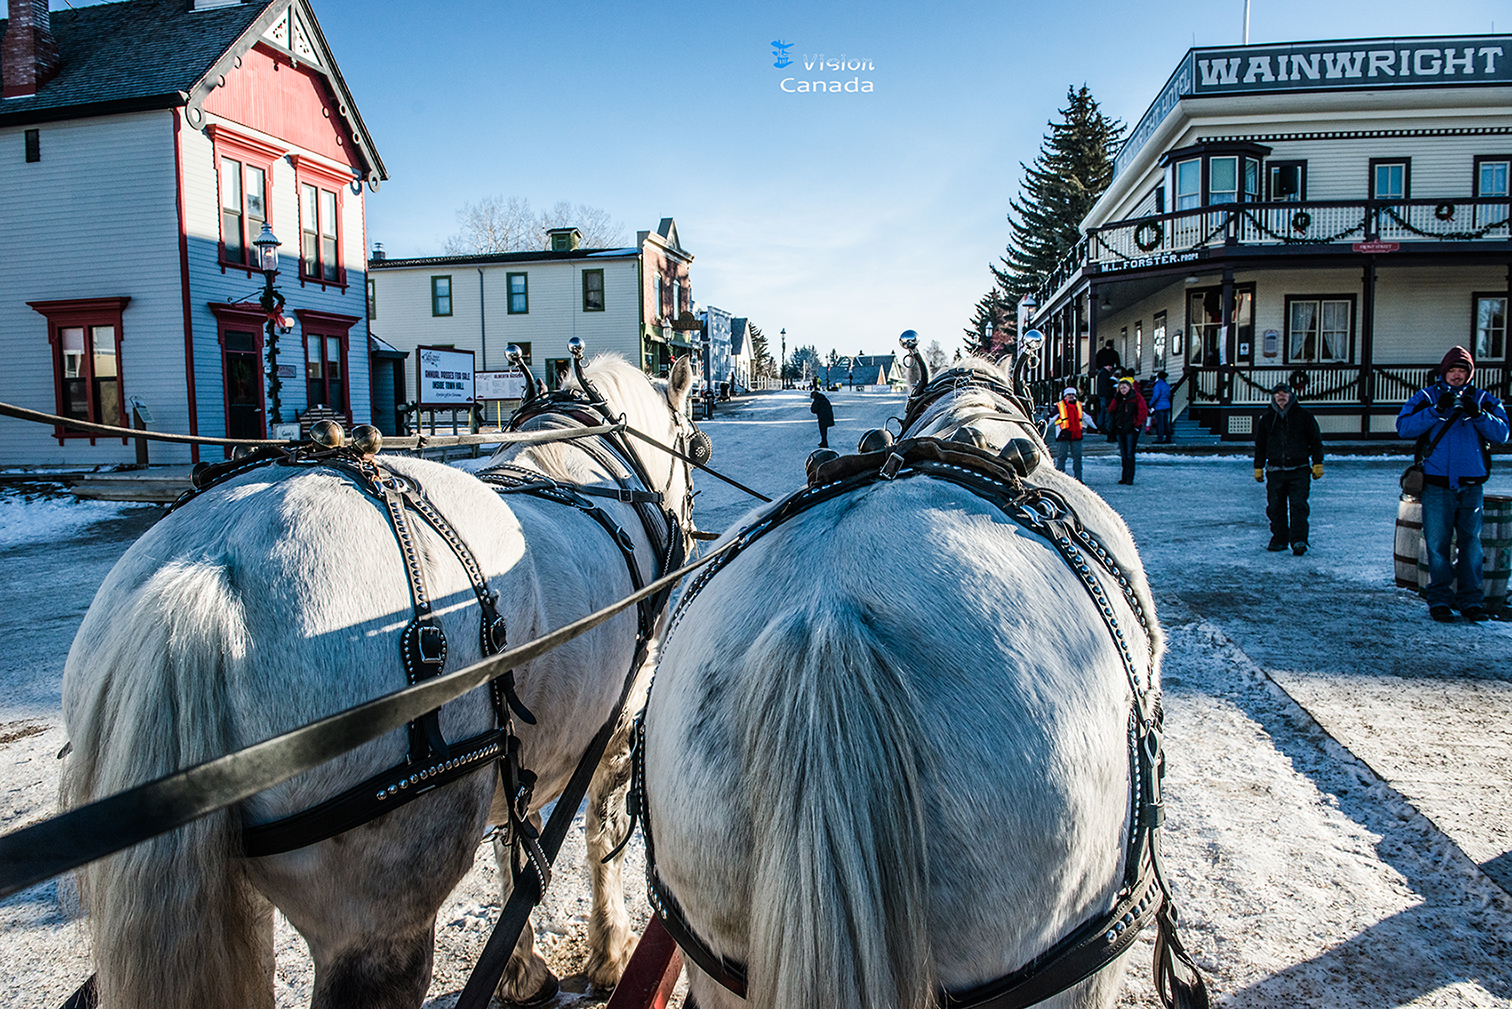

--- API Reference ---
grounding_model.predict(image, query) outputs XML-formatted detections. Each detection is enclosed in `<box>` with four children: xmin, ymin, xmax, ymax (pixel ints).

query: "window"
<box><xmin>654</xmin><ymin>275</ymin><xmax>665</xmax><ymax>319</ymax></box>
<box><xmin>367</xmin><ymin>278</ymin><xmax>376</xmax><ymax>320</ymax></box>
<box><xmin>24</xmin><ymin>129</ymin><xmax>39</xmax><ymax>163</ymax></box>
<box><xmin>1268</xmin><ymin>161</ymin><xmax>1307</xmax><ymax>201</ymax></box>
<box><xmin>672</xmin><ymin>279</ymin><xmax>682</xmax><ymax>318</ymax></box>
<box><xmin>1286</xmin><ymin>296</ymin><xmax>1354</xmax><ymax>363</ymax></box>
<box><xmin>29</xmin><ymin>297</ymin><xmax>131</xmax><ymax>437</ymax></box>
<box><xmin>1134</xmin><ymin>321</ymin><xmax>1143</xmax><ymax>371</ymax></box>
<box><xmin>220</xmin><ymin>158</ymin><xmax>267</xmax><ymax>266</ymax></box>
<box><xmin>208</xmin><ymin>126</ymin><xmax>280</xmax><ymax>270</ymax></box>
<box><xmin>299</xmin><ymin>183</ymin><xmax>341</xmax><ymax>282</ymax></box>
<box><xmin>431</xmin><ymin>276</ymin><xmax>452</xmax><ymax>316</ymax></box>
<box><xmin>582</xmin><ymin>269</ymin><xmax>605</xmax><ymax>311</ymax></box>
<box><xmin>1152</xmin><ymin>311</ymin><xmax>1167</xmax><ymax>373</ymax></box>
<box><xmin>1209</xmin><ymin>157</ymin><xmax>1238</xmax><ymax>204</ymax></box>
<box><xmin>507</xmin><ymin>272</ymin><xmax>528</xmax><ymax>314</ymax></box>
<box><xmin>1244</xmin><ymin>157</ymin><xmax>1259</xmax><ymax>201</ymax></box>
<box><xmin>306</xmin><ymin>334</ymin><xmax>346</xmax><ymax>410</ymax></box>
<box><xmin>1474</xmin><ymin>156</ymin><xmax>1510</xmax><ymax>197</ymax></box>
<box><xmin>1370</xmin><ymin>159</ymin><xmax>1410</xmax><ymax>200</ymax></box>
<box><xmin>1174</xmin><ymin>159</ymin><xmax>1200</xmax><ymax>210</ymax></box>
<box><xmin>1474</xmin><ymin>294</ymin><xmax>1507</xmax><ymax>360</ymax></box>
<box><xmin>512</xmin><ymin>342</ymin><xmax>533</xmax><ymax>364</ymax></box>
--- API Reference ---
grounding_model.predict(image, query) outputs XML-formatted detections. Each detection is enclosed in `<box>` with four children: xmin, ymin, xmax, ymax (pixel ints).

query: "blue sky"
<box><xmin>214</xmin><ymin>1</ymin><xmax>1512</xmax><ymax>357</ymax></box>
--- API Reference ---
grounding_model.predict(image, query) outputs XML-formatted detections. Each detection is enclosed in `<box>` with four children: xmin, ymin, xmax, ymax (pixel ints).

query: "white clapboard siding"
<box><xmin>0</xmin><ymin>111</ymin><xmax>188</xmax><ymax>466</ymax></box>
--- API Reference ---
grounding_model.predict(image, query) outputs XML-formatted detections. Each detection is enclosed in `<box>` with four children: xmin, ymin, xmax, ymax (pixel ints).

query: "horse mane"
<box><xmin>907</xmin><ymin>356</ymin><xmax>1028</xmax><ymax>440</ymax></box>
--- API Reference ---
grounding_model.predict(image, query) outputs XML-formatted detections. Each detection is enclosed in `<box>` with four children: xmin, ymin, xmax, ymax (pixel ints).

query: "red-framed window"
<box><xmin>28</xmin><ymin>297</ymin><xmax>131</xmax><ymax>441</ymax></box>
<box><xmin>294</xmin><ymin>309</ymin><xmax>362</xmax><ymax>418</ymax></box>
<box><xmin>207</xmin><ymin>126</ymin><xmax>281</xmax><ymax>272</ymax></box>
<box><xmin>291</xmin><ymin>156</ymin><xmax>349</xmax><ymax>285</ymax></box>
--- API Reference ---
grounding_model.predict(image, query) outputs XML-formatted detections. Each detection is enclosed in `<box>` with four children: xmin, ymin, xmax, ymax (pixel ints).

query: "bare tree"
<box><xmin>537</xmin><ymin>201</ymin><xmax>628</xmax><ymax>249</ymax></box>
<box><xmin>443</xmin><ymin>195</ymin><xmax>537</xmax><ymax>254</ymax></box>
<box><xmin>443</xmin><ymin>196</ymin><xmax>628</xmax><ymax>254</ymax></box>
<box><xmin>924</xmin><ymin>340</ymin><xmax>949</xmax><ymax>370</ymax></box>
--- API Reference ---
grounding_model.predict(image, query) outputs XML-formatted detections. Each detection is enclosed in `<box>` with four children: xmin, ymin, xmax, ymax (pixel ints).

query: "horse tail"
<box><xmin>61</xmin><ymin>558</ymin><xmax>272</xmax><ymax>1009</ymax></box>
<box><xmin>737</xmin><ymin>604</ymin><xmax>935</xmax><ymax>1009</ymax></box>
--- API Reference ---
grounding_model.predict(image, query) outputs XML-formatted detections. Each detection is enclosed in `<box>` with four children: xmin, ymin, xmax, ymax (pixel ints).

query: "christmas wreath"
<box><xmin>1290</xmin><ymin>210</ymin><xmax>1311</xmax><ymax>233</ymax></box>
<box><xmin>1133</xmin><ymin>220</ymin><xmax>1163</xmax><ymax>252</ymax></box>
<box><xmin>1434</xmin><ymin>202</ymin><xmax>1456</xmax><ymax>222</ymax></box>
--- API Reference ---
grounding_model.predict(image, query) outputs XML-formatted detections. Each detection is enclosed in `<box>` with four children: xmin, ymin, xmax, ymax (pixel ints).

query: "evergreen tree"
<box><xmin>748</xmin><ymin>324</ymin><xmax>776</xmax><ymax>378</ymax></box>
<box><xmin>992</xmin><ymin>85</ymin><xmax>1124</xmax><ymax>303</ymax></box>
<box><xmin>964</xmin><ymin>286</ymin><xmax>1015</xmax><ymax>356</ymax></box>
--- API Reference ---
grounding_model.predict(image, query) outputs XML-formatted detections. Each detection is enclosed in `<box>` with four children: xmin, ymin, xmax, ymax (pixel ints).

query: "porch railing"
<box><xmin>1088</xmin><ymin>197</ymin><xmax>1512</xmax><ymax>270</ymax></box>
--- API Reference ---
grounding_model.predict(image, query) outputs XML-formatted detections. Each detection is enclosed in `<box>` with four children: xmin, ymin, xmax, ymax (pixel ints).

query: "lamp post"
<box><xmin>780</xmin><ymin>328</ymin><xmax>787</xmax><ymax>388</ymax></box>
<box><xmin>253</xmin><ymin>222</ymin><xmax>287</xmax><ymax>426</ymax></box>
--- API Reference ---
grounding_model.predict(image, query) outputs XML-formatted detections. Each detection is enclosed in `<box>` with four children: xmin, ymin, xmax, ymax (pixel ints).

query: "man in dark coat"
<box><xmin>1094</xmin><ymin>339</ymin><xmax>1121</xmax><ymax>371</ymax></box>
<box><xmin>810</xmin><ymin>390</ymin><xmax>835</xmax><ymax>447</ymax></box>
<box><xmin>1253</xmin><ymin>382</ymin><xmax>1324</xmax><ymax>555</ymax></box>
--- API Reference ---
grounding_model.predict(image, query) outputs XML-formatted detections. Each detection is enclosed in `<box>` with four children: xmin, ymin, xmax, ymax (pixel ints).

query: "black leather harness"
<box><xmin>630</xmin><ymin>437</ymin><xmax>1208</xmax><ymax>1009</ymax></box>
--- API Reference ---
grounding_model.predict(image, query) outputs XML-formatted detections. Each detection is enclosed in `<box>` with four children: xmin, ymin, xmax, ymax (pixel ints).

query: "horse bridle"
<box><xmin>628</xmin><ymin>436</ymin><xmax>1209</xmax><ymax>1009</ymax></box>
<box><xmin>897</xmin><ymin>366</ymin><xmax>1045</xmax><ymax>447</ymax></box>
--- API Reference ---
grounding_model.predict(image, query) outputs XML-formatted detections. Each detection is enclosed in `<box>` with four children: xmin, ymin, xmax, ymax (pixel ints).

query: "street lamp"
<box><xmin>253</xmin><ymin>222</ymin><xmax>288</xmax><ymax>426</ymax></box>
<box><xmin>780</xmin><ymin>328</ymin><xmax>787</xmax><ymax>388</ymax></box>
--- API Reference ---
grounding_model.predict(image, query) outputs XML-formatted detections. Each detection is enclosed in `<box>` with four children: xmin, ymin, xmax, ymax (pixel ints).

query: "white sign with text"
<box><xmin>417</xmin><ymin>346</ymin><xmax>476</xmax><ymax>408</ymax></box>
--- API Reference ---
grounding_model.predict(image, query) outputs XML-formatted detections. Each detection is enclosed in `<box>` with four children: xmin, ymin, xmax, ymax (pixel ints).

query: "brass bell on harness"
<box><xmin>950</xmin><ymin>426</ymin><xmax>988</xmax><ymax>450</ymax></box>
<box><xmin>857</xmin><ymin>428</ymin><xmax>894</xmax><ymax>454</ymax></box>
<box><xmin>310</xmin><ymin>419</ymin><xmax>346</xmax><ymax>449</ymax></box>
<box><xmin>805</xmin><ymin>448</ymin><xmax>840</xmax><ymax>480</ymax></box>
<box><xmin>350</xmin><ymin>424</ymin><xmax>383</xmax><ymax>456</ymax></box>
<box><xmin>998</xmin><ymin>437</ymin><xmax>1041</xmax><ymax>476</ymax></box>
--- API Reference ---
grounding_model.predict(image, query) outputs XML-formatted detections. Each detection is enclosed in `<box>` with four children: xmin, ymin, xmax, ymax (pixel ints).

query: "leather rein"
<box><xmin>627</xmin><ymin>435</ymin><xmax>1209</xmax><ymax>1009</ymax></box>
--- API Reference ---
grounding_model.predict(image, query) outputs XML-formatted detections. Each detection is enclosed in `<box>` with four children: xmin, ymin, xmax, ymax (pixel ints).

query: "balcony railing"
<box><xmin>1088</xmin><ymin>197</ymin><xmax>1512</xmax><ymax>270</ymax></box>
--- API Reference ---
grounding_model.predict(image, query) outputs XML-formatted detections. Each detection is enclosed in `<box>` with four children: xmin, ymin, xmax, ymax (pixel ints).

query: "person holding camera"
<box><xmin>1396</xmin><ymin>346</ymin><xmax>1509</xmax><ymax>622</ymax></box>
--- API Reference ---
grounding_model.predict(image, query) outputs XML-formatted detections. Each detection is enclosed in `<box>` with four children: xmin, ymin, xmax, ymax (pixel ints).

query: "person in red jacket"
<box><xmin>1109</xmin><ymin>374</ymin><xmax>1147</xmax><ymax>485</ymax></box>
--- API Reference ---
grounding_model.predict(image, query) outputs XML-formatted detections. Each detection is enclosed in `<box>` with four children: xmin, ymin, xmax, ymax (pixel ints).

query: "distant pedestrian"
<box><xmin>810</xmin><ymin>390</ymin><xmax>835</xmax><ymax>448</ymax></box>
<box><xmin>1396</xmin><ymin>346</ymin><xmax>1510</xmax><ymax>622</ymax></box>
<box><xmin>1149</xmin><ymin>370</ymin><xmax>1173</xmax><ymax>443</ymax></box>
<box><xmin>1253</xmin><ymin>382</ymin><xmax>1323</xmax><ymax>555</ymax></box>
<box><xmin>1051</xmin><ymin>386</ymin><xmax>1093</xmax><ymax>481</ymax></box>
<box><xmin>1109</xmin><ymin>375</ymin><xmax>1147</xmax><ymax>485</ymax></box>
<box><xmin>1094</xmin><ymin>340</ymin><xmax>1121</xmax><ymax>371</ymax></box>
<box><xmin>1095</xmin><ymin>365</ymin><xmax>1117</xmax><ymax>442</ymax></box>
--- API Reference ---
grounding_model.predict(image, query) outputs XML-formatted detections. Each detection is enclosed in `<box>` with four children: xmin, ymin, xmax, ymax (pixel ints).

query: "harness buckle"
<box><xmin>879</xmin><ymin>451</ymin><xmax>905</xmax><ymax>480</ymax></box>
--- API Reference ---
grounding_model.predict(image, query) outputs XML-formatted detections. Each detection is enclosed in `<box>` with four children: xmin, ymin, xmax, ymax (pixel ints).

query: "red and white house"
<box><xmin>0</xmin><ymin>0</ymin><xmax>385</xmax><ymax>464</ymax></box>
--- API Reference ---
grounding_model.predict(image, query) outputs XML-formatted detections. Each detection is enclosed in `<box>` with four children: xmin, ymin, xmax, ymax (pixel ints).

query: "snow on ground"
<box><xmin>2</xmin><ymin>387</ymin><xmax>1511</xmax><ymax>1007</ymax></box>
<box><xmin>0</xmin><ymin>484</ymin><xmax>147</xmax><ymax>550</ymax></box>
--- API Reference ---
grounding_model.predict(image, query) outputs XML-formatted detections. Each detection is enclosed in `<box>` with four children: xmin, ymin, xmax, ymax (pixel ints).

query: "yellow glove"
<box><xmin>1312</xmin><ymin>463</ymin><xmax>1323</xmax><ymax>480</ymax></box>
<box><xmin>1254</xmin><ymin>469</ymin><xmax>1264</xmax><ymax>483</ymax></box>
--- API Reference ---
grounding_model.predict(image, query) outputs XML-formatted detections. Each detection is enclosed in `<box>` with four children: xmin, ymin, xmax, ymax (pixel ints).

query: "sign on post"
<box><xmin>416</xmin><ymin>346</ymin><xmax>476</xmax><ymax>408</ymax></box>
<box><xmin>475</xmin><ymin>369</ymin><xmax>527</xmax><ymax>401</ymax></box>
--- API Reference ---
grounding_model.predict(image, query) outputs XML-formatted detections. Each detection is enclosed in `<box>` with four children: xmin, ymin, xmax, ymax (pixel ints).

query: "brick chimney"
<box><xmin>2</xmin><ymin>0</ymin><xmax>61</xmax><ymax>99</ymax></box>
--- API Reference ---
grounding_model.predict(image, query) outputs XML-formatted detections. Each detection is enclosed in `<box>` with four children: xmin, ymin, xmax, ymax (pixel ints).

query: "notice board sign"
<box><xmin>417</xmin><ymin>346</ymin><xmax>475</xmax><ymax>408</ymax></box>
<box><xmin>476</xmin><ymin>369</ymin><xmax>528</xmax><ymax>401</ymax></box>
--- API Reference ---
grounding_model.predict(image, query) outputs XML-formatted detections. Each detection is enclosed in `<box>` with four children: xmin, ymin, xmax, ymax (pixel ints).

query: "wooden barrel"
<box><xmin>1394</xmin><ymin>495</ymin><xmax>1423</xmax><ymax>590</ymax></box>
<box><xmin>1484</xmin><ymin>495</ymin><xmax>1512</xmax><ymax>604</ymax></box>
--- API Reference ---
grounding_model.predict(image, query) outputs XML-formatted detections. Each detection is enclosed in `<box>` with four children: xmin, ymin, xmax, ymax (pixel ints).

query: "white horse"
<box><xmin>643</xmin><ymin>356</ymin><xmax>1191</xmax><ymax>1009</ymax></box>
<box><xmin>59</xmin><ymin>353</ymin><xmax>699</xmax><ymax>1009</ymax></box>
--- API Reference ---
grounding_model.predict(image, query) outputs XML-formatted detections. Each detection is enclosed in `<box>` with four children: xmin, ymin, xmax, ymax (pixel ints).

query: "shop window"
<box><xmin>431</xmin><ymin>276</ymin><xmax>452</xmax><ymax>316</ymax></box>
<box><xmin>1152</xmin><ymin>312</ymin><xmax>1167</xmax><ymax>373</ymax></box>
<box><xmin>306</xmin><ymin>333</ymin><xmax>347</xmax><ymax>412</ymax></box>
<box><xmin>1187</xmin><ymin>287</ymin><xmax>1254</xmax><ymax>366</ymax></box>
<box><xmin>30</xmin><ymin>297</ymin><xmax>131</xmax><ymax>437</ymax></box>
<box><xmin>1474</xmin><ymin>156</ymin><xmax>1510</xmax><ymax>198</ymax></box>
<box><xmin>507</xmin><ymin>272</ymin><xmax>529</xmax><ymax>314</ymax></box>
<box><xmin>582</xmin><ymin>269</ymin><xmax>605</xmax><ymax>311</ymax></box>
<box><xmin>1370</xmin><ymin>159</ymin><xmax>1410</xmax><ymax>200</ymax></box>
<box><xmin>1474</xmin><ymin>294</ymin><xmax>1506</xmax><ymax>360</ymax></box>
<box><xmin>1286</xmin><ymin>296</ymin><xmax>1355</xmax><ymax>363</ymax></box>
<box><xmin>1268</xmin><ymin>161</ymin><xmax>1307</xmax><ymax>201</ymax></box>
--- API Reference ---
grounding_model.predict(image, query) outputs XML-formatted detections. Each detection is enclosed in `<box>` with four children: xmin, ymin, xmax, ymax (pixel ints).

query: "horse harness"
<box><xmin>628</xmin><ymin>436</ymin><xmax>1209</xmax><ymax>1009</ymax></box>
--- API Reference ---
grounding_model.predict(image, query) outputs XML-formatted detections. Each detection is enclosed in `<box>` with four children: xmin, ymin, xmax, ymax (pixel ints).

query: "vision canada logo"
<box><xmin>771</xmin><ymin>39</ymin><xmax>876</xmax><ymax>93</ymax></box>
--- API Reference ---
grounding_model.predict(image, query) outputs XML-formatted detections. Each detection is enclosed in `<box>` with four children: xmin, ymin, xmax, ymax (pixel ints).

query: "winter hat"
<box><xmin>1116</xmin><ymin>376</ymin><xmax>1133</xmax><ymax>389</ymax></box>
<box><xmin>1439</xmin><ymin>345</ymin><xmax>1474</xmax><ymax>379</ymax></box>
<box><xmin>1062</xmin><ymin>386</ymin><xmax>1078</xmax><ymax>399</ymax></box>
<box><xmin>1272</xmin><ymin>382</ymin><xmax>1292</xmax><ymax>394</ymax></box>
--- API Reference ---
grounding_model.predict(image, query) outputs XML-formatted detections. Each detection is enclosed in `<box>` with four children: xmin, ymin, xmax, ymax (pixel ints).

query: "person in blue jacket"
<box><xmin>1396</xmin><ymin>346</ymin><xmax>1510</xmax><ymax>622</ymax></box>
<box><xmin>1148</xmin><ymin>370</ymin><xmax>1173</xmax><ymax>443</ymax></box>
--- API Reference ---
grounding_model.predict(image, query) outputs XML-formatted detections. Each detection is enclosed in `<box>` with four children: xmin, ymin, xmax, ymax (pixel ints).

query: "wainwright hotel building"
<box><xmin>1026</xmin><ymin>35</ymin><xmax>1510</xmax><ymax>441</ymax></box>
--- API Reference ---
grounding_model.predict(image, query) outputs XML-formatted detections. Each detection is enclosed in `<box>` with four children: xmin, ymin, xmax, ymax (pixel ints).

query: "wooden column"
<box><xmin>1359</xmin><ymin>256</ymin><xmax>1377</xmax><ymax>436</ymax></box>
<box><xmin>1220</xmin><ymin>270</ymin><xmax>1235</xmax><ymax>405</ymax></box>
<box><xmin>1087</xmin><ymin>286</ymin><xmax>1099</xmax><ymax>377</ymax></box>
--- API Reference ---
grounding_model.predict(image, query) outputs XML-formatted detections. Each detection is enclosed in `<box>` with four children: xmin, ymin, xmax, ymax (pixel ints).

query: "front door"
<box><xmin>223</xmin><ymin>329</ymin><xmax>264</xmax><ymax>438</ymax></box>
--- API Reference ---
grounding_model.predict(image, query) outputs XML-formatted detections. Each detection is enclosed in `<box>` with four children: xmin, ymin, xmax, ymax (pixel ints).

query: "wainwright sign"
<box><xmin>1190</xmin><ymin>36</ymin><xmax>1510</xmax><ymax>95</ymax></box>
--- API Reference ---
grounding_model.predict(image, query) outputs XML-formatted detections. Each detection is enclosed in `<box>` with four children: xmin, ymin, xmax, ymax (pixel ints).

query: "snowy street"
<box><xmin>2</xmin><ymin>387</ymin><xmax>1511</xmax><ymax>1007</ymax></box>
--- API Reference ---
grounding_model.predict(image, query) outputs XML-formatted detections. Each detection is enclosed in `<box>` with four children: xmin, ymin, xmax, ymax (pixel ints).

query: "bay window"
<box><xmin>1175</xmin><ymin>159</ymin><xmax>1200</xmax><ymax>210</ymax></box>
<box><xmin>1163</xmin><ymin>142</ymin><xmax>1270</xmax><ymax>210</ymax></box>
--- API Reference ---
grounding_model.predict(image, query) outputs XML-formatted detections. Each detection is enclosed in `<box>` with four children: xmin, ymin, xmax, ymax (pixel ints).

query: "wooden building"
<box><xmin>0</xmin><ymin>0</ymin><xmax>384</xmax><ymax>464</ymax></box>
<box><xmin>1026</xmin><ymin>34</ymin><xmax>1510</xmax><ymax>440</ymax></box>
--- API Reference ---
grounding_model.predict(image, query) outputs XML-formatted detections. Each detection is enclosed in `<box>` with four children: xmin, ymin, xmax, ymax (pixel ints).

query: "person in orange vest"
<box><xmin>1051</xmin><ymin>387</ymin><xmax>1094</xmax><ymax>481</ymax></box>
